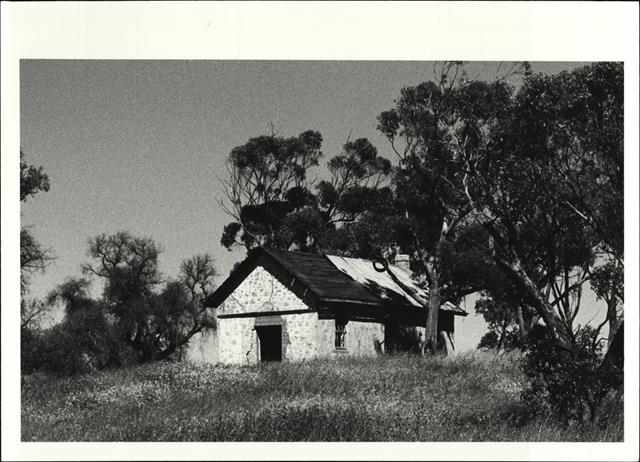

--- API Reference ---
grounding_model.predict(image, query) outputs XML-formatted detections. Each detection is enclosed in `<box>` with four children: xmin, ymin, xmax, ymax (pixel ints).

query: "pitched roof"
<box><xmin>327</xmin><ymin>255</ymin><xmax>429</xmax><ymax>308</ymax></box>
<box><xmin>262</xmin><ymin>248</ymin><xmax>380</xmax><ymax>305</ymax></box>
<box><xmin>205</xmin><ymin>247</ymin><xmax>467</xmax><ymax>316</ymax></box>
<box><xmin>325</xmin><ymin>255</ymin><xmax>466</xmax><ymax>315</ymax></box>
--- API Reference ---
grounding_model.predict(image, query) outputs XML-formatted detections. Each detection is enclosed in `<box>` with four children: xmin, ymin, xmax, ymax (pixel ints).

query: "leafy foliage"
<box><xmin>20</xmin><ymin>149</ymin><xmax>50</xmax><ymax>202</ymax></box>
<box><xmin>475</xmin><ymin>297</ymin><xmax>526</xmax><ymax>352</ymax></box>
<box><xmin>81</xmin><ymin>232</ymin><xmax>218</xmax><ymax>363</ymax></box>
<box><xmin>375</xmin><ymin>62</ymin><xmax>625</xmax><ymax>354</ymax></box>
<box><xmin>590</xmin><ymin>262</ymin><xmax>623</xmax><ymax>303</ymax></box>
<box><xmin>21</xmin><ymin>298</ymin><xmax>50</xmax><ymax>330</ymax></box>
<box><xmin>219</xmin><ymin>131</ymin><xmax>391</xmax><ymax>253</ymax></box>
<box><xmin>22</xmin><ymin>277</ymin><xmax>133</xmax><ymax>375</ymax></box>
<box><xmin>20</xmin><ymin>150</ymin><xmax>55</xmax><ymax>370</ymax></box>
<box><xmin>375</xmin><ymin>63</ymin><xmax>517</xmax><ymax>350</ymax></box>
<box><xmin>376</xmin><ymin>62</ymin><xmax>626</xmax><ymax>420</ymax></box>
<box><xmin>513</xmin><ymin>64</ymin><xmax>623</xmax><ymax>263</ymax></box>
<box><xmin>24</xmin><ymin>233</ymin><xmax>220</xmax><ymax>375</ymax></box>
<box><xmin>472</xmin><ymin>63</ymin><xmax>623</xmax><ymax>349</ymax></box>
<box><xmin>522</xmin><ymin>325</ymin><xmax>622</xmax><ymax>424</ymax></box>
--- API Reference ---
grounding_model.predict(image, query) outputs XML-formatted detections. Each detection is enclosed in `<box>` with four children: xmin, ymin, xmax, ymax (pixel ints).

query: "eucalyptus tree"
<box><xmin>219</xmin><ymin>130</ymin><xmax>391</xmax><ymax>253</ymax></box>
<box><xmin>376</xmin><ymin>62</ymin><xmax>515</xmax><ymax>352</ymax></box>
<box><xmin>478</xmin><ymin>62</ymin><xmax>624</xmax><ymax>348</ymax></box>
<box><xmin>376</xmin><ymin>62</ymin><xmax>623</xmax><ymax>353</ymax></box>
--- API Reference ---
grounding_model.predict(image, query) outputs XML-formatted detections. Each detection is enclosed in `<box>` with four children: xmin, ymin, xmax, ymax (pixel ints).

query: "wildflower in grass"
<box><xmin>21</xmin><ymin>352</ymin><xmax>622</xmax><ymax>442</ymax></box>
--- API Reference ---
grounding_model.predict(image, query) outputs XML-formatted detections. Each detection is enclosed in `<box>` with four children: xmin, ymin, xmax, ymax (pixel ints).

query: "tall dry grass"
<box><xmin>21</xmin><ymin>351</ymin><xmax>623</xmax><ymax>441</ymax></box>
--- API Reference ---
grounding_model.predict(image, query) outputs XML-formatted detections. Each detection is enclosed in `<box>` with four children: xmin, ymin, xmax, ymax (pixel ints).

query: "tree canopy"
<box><xmin>370</xmin><ymin>62</ymin><xmax>623</xmax><ymax>353</ymax></box>
<box><xmin>82</xmin><ymin>232</ymin><xmax>218</xmax><ymax>362</ymax></box>
<box><xmin>220</xmin><ymin>130</ymin><xmax>391</xmax><ymax>254</ymax></box>
<box><xmin>375</xmin><ymin>63</ymin><xmax>516</xmax><ymax>351</ymax></box>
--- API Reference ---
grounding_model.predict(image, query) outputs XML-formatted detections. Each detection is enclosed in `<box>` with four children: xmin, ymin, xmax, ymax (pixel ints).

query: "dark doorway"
<box><xmin>256</xmin><ymin>325</ymin><xmax>282</xmax><ymax>362</ymax></box>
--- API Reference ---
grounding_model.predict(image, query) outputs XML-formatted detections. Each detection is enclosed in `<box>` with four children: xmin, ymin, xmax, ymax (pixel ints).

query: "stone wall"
<box><xmin>218</xmin><ymin>317</ymin><xmax>256</xmax><ymax>364</ymax></box>
<box><xmin>217</xmin><ymin>311</ymin><xmax>319</xmax><ymax>365</ymax></box>
<box><xmin>316</xmin><ymin>318</ymin><xmax>384</xmax><ymax>358</ymax></box>
<box><xmin>192</xmin><ymin>264</ymin><xmax>388</xmax><ymax>364</ymax></box>
<box><xmin>217</xmin><ymin>265</ymin><xmax>310</xmax><ymax>316</ymax></box>
<box><xmin>216</xmin><ymin>265</ymin><xmax>317</xmax><ymax>364</ymax></box>
<box><xmin>283</xmin><ymin>312</ymin><xmax>317</xmax><ymax>361</ymax></box>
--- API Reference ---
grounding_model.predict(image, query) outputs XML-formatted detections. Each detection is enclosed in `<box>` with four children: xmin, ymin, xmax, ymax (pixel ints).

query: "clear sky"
<box><xmin>20</xmin><ymin>60</ymin><xmax>603</xmax><ymax>350</ymax></box>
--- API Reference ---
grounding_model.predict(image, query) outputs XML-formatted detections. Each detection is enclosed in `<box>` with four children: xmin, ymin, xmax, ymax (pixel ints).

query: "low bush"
<box><xmin>23</xmin><ymin>307</ymin><xmax>137</xmax><ymax>376</ymax></box>
<box><xmin>521</xmin><ymin>325</ymin><xmax>623</xmax><ymax>425</ymax></box>
<box><xmin>21</xmin><ymin>327</ymin><xmax>46</xmax><ymax>374</ymax></box>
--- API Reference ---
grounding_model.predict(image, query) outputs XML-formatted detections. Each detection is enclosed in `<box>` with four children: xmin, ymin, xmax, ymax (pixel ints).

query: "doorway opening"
<box><xmin>256</xmin><ymin>325</ymin><xmax>282</xmax><ymax>362</ymax></box>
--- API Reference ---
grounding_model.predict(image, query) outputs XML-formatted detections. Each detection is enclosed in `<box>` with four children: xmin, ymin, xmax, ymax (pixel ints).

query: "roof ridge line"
<box><xmin>262</xmin><ymin>247</ymin><xmax>327</xmax><ymax>258</ymax></box>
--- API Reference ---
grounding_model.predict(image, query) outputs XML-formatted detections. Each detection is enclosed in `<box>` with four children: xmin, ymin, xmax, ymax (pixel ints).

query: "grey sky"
<box><xmin>20</xmin><ymin>60</ymin><xmax>600</xmax><ymax>350</ymax></box>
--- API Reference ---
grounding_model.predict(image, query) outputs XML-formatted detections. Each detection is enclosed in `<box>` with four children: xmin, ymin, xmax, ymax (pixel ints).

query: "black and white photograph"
<box><xmin>2</xmin><ymin>2</ymin><xmax>638</xmax><ymax>461</ymax></box>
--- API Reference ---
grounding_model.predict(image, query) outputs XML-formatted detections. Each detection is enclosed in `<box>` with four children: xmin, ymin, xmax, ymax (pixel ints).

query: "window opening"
<box><xmin>335</xmin><ymin>319</ymin><xmax>347</xmax><ymax>350</ymax></box>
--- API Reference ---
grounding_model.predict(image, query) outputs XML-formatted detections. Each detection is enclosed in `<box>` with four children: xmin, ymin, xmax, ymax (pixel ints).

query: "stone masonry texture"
<box><xmin>216</xmin><ymin>265</ymin><xmax>317</xmax><ymax>364</ymax></box>
<box><xmin>200</xmin><ymin>265</ymin><xmax>386</xmax><ymax>364</ymax></box>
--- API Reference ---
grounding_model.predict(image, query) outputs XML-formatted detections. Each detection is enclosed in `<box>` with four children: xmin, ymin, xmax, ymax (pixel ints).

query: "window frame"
<box><xmin>334</xmin><ymin>318</ymin><xmax>348</xmax><ymax>351</ymax></box>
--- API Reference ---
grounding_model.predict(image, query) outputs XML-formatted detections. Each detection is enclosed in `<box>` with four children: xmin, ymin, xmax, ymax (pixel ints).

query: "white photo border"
<box><xmin>2</xmin><ymin>2</ymin><xmax>638</xmax><ymax>461</ymax></box>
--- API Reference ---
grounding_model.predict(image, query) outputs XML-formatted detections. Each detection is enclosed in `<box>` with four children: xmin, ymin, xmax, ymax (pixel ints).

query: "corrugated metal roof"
<box><xmin>326</xmin><ymin>255</ymin><xmax>427</xmax><ymax>308</ymax></box>
<box><xmin>206</xmin><ymin>247</ymin><xmax>467</xmax><ymax>316</ymax></box>
<box><xmin>326</xmin><ymin>255</ymin><xmax>467</xmax><ymax>315</ymax></box>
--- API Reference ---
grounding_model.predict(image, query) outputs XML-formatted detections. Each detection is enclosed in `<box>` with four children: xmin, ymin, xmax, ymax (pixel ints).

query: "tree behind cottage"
<box><xmin>376</xmin><ymin>62</ymin><xmax>623</xmax><ymax>357</ymax></box>
<box><xmin>376</xmin><ymin>62</ymin><xmax>516</xmax><ymax>352</ymax></box>
<box><xmin>219</xmin><ymin>130</ymin><xmax>392</xmax><ymax>253</ymax></box>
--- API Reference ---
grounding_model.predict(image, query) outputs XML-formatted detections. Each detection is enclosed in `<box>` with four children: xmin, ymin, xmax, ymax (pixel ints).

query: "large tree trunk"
<box><xmin>599</xmin><ymin>321</ymin><xmax>624</xmax><ymax>421</ymax></box>
<box><xmin>496</xmin><ymin>255</ymin><xmax>574</xmax><ymax>352</ymax></box>
<box><xmin>425</xmin><ymin>268</ymin><xmax>440</xmax><ymax>354</ymax></box>
<box><xmin>602</xmin><ymin>321</ymin><xmax>624</xmax><ymax>375</ymax></box>
<box><xmin>423</xmin><ymin>225</ymin><xmax>447</xmax><ymax>354</ymax></box>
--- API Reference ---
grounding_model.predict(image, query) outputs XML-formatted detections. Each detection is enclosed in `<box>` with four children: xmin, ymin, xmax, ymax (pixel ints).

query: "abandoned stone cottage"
<box><xmin>201</xmin><ymin>247</ymin><xmax>467</xmax><ymax>364</ymax></box>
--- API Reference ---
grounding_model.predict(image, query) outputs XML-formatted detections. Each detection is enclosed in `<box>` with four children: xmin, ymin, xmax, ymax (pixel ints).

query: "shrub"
<box><xmin>478</xmin><ymin>329</ymin><xmax>524</xmax><ymax>351</ymax></box>
<box><xmin>521</xmin><ymin>324</ymin><xmax>622</xmax><ymax>425</ymax></box>
<box><xmin>33</xmin><ymin>308</ymin><xmax>136</xmax><ymax>376</ymax></box>
<box><xmin>21</xmin><ymin>327</ymin><xmax>47</xmax><ymax>374</ymax></box>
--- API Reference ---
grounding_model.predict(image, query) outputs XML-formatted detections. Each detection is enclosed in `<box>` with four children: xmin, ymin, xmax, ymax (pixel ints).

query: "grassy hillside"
<box><xmin>21</xmin><ymin>352</ymin><xmax>622</xmax><ymax>441</ymax></box>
